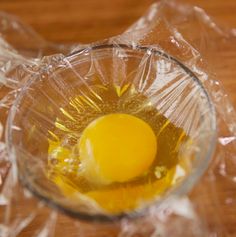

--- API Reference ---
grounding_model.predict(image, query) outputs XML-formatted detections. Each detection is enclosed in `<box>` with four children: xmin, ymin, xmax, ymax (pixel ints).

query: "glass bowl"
<box><xmin>6</xmin><ymin>44</ymin><xmax>217</xmax><ymax>221</ymax></box>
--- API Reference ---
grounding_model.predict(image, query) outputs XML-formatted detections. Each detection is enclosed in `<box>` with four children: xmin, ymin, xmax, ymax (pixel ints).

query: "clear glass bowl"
<box><xmin>6</xmin><ymin>44</ymin><xmax>217</xmax><ymax>221</ymax></box>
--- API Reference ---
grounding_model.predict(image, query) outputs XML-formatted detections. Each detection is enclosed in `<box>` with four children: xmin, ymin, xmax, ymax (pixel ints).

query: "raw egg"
<box><xmin>47</xmin><ymin>84</ymin><xmax>189</xmax><ymax>214</ymax></box>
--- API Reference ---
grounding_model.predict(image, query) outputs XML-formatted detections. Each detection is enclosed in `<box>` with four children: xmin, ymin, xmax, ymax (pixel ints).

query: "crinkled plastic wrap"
<box><xmin>0</xmin><ymin>0</ymin><xmax>236</xmax><ymax>236</ymax></box>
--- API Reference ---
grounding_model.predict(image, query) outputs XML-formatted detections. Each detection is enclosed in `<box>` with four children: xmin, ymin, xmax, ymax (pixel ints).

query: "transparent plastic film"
<box><xmin>0</xmin><ymin>0</ymin><xmax>236</xmax><ymax>236</ymax></box>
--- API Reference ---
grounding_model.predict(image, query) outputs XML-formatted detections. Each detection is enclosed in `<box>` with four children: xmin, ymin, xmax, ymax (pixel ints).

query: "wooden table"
<box><xmin>0</xmin><ymin>0</ymin><xmax>235</xmax><ymax>236</ymax></box>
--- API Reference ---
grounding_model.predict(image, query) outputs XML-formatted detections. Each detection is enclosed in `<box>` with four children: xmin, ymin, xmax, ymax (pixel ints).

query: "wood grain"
<box><xmin>0</xmin><ymin>0</ymin><xmax>235</xmax><ymax>236</ymax></box>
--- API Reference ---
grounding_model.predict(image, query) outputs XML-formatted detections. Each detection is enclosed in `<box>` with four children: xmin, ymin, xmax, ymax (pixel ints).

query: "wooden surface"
<box><xmin>0</xmin><ymin>0</ymin><xmax>236</xmax><ymax>236</ymax></box>
<box><xmin>0</xmin><ymin>0</ymin><xmax>235</xmax><ymax>44</ymax></box>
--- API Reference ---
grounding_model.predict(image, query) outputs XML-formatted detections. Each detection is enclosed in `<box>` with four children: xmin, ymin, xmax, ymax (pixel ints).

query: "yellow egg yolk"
<box><xmin>79</xmin><ymin>113</ymin><xmax>157</xmax><ymax>184</ymax></box>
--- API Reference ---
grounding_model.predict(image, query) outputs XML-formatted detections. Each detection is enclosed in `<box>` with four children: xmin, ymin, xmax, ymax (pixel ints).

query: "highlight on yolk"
<box><xmin>79</xmin><ymin>113</ymin><xmax>157</xmax><ymax>184</ymax></box>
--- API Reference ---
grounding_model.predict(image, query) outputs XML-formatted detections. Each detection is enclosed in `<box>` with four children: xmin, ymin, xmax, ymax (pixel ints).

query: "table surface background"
<box><xmin>0</xmin><ymin>0</ymin><xmax>236</xmax><ymax>236</ymax></box>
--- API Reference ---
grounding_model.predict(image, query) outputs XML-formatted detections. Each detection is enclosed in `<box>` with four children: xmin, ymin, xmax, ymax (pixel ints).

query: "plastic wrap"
<box><xmin>0</xmin><ymin>0</ymin><xmax>236</xmax><ymax>236</ymax></box>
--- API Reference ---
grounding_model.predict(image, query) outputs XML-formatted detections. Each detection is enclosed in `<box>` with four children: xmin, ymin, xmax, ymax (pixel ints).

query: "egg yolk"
<box><xmin>79</xmin><ymin>113</ymin><xmax>157</xmax><ymax>184</ymax></box>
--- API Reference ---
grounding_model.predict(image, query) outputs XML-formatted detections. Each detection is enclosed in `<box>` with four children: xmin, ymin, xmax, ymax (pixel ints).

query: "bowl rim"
<box><xmin>6</xmin><ymin>43</ymin><xmax>217</xmax><ymax>222</ymax></box>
